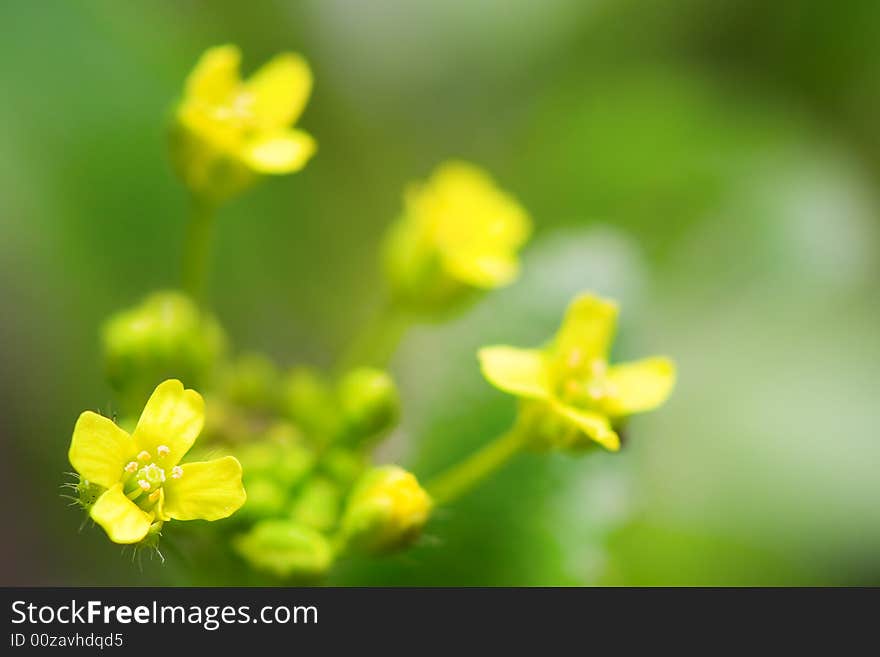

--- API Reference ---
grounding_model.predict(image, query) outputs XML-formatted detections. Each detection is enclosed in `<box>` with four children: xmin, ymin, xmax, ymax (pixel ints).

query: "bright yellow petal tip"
<box><xmin>90</xmin><ymin>484</ymin><xmax>153</xmax><ymax>544</ymax></box>
<box><xmin>553</xmin><ymin>292</ymin><xmax>619</xmax><ymax>368</ymax></box>
<box><xmin>133</xmin><ymin>378</ymin><xmax>204</xmax><ymax>467</ymax></box>
<box><xmin>245</xmin><ymin>52</ymin><xmax>313</xmax><ymax>130</ymax></box>
<box><xmin>241</xmin><ymin>129</ymin><xmax>316</xmax><ymax>174</ymax></box>
<box><xmin>478</xmin><ymin>346</ymin><xmax>551</xmax><ymax>400</ymax></box>
<box><xmin>69</xmin><ymin>411</ymin><xmax>133</xmax><ymax>489</ymax></box>
<box><xmin>162</xmin><ymin>456</ymin><xmax>247</xmax><ymax>521</ymax></box>
<box><xmin>551</xmin><ymin>401</ymin><xmax>621</xmax><ymax>452</ymax></box>
<box><xmin>185</xmin><ymin>44</ymin><xmax>242</xmax><ymax>105</ymax></box>
<box><xmin>603</xmin><ymin>356</ymin><xmax>676</xmax><ymax>417</ymax></box>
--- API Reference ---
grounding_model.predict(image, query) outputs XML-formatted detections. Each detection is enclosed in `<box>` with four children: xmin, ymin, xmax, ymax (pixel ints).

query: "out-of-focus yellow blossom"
<box><xmin>68</xmin><ymin>379</ymin><xmax>246</xmax><ymax>544</ymax></box>
<box><xmin>170</xmin><ymin>44</ymin><xmax>316</xmax><ymax>203</ymax></box>
<box><xmin>479</xmin><ymin>293</ymin><xmax>675</xmax><ymax>452</ymax></box>
<box><xmin>340</xmin><ymin>465</ymin><xmax>432</xmax><ymax>554</ymax></box>
<box><xmin>102</xmin><ymin>291</ymin><xmax>226</xmax><ymax>415</ymax></box>
<box><xmin>383</xmin><ymin>161</ymin><xmax>531</xmax><ymax>310</ymax></box>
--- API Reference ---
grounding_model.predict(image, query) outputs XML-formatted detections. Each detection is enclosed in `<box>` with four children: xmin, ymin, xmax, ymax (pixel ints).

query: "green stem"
<box><xmin>182</xmin><ymin>196</ymin><xmax>216</xmax><ymax>303</ymax></box>
<box><xmin>336</xmin><ymin>302</ymin><xmax>411</xmax><ymax>373</ymax></box>
<box><xmin>427</xmin><ymin>428</ymin><xmax>528</xmax><ymax>506</ymax></box>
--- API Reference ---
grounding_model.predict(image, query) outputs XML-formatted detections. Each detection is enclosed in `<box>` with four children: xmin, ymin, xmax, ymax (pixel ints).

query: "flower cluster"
<box><xmin>65</xmin><ymin>45</ymin><xmax>675</xmax><ymax>583</ymax></box>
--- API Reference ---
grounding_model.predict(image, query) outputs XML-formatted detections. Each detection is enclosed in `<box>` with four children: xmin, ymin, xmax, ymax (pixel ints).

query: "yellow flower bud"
<box><xmin>337</xmin><ymin>368</ymin><xmax>400</xmax><ymax>444</ymax></box>
<box><xmin>102</xmin><ymin>291</ymin><xmax>226</xmax><ymax>414</ymax></box>
<box><xmin>340</xmin><ymin>466</ymin><xmax>432</xmax><ymax>555</ymax></box>
<box><xmin>233</xmin><ymin>519</ymin><xmax>333</xmax><ymax>580</ymax></box>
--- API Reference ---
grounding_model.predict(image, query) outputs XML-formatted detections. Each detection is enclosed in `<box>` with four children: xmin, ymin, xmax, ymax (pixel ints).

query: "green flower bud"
<box><xmin>337</xmin><ymin>368</ymin><xmax>400</xmax><ymax>445</ymax></box>
<box><xmin>321</xmin><ymin>447</ymin><xmax>368</xmax><ymax>487</ymax></box>
<box><xmin>289</xmin><ymin>476</ymin><xmax>342</xmax><ymax>532</ymax></box>
<box><xmin>233</xmin><ymin>520</ymin><xmax>333</xmax><ymax>580</ymax></box>
<box><xmin>281</xmin><ymin>367</ymin><xmax>341</xmax><ymax>439</ymax></box>
<box><xmin>219</xmin><ymin>352</ymin><xmax>280</xmax><ymax>411</ymax></box>
<box><xmin>102</xmin><ymin>291</ymin><xmax>226</xmax><ymax>414</ymax></box>
<box><xmin>237</xmin><ymin>476</ymin><xmax>287</xmax><ymax>521</ymax></box>
<box><xmin>236</xmin><ymin>424</ymin><xmax>316</xmax><ymax>490</ymax></box>
<box><xmin>340</xmin><ymin>465</ymin><xmax>432</xmax><ymax>555</ymax></box>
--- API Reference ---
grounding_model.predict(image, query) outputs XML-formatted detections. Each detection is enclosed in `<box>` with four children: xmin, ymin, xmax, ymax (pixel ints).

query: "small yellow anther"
<box><xmin>137</xmin><ymin>450</ymin><xmax>151</xmax><ymax>462</ymax></box>
<box><xmin>171</xmin><ymin>466</ymin><xmax>183</xmax><ymax>480</ymax></box>
<box><xmin>124</xmin><ymin>461</ymin><xmax>138</xmax><ymax>473</ymax></box>
<box><xmin>157</xmin><ymin>445</ymin><xmax>170</xmax><ymax>458</ymax></box>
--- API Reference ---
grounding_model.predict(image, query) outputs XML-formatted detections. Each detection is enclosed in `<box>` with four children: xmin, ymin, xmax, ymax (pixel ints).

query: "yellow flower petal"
<box><xmin>551</xmin><ymin>401</ymin><xmax>620</xmax><ymax>451</ymax></box>
<box><xmin>553</xmin><ymin>293</ymin><xmax>619</xmax><ymax>366</ymax></box>
<box><xmin>443</xmin><ymin>252</ymin><xmax>520</xmax><ymax>288</ymax></box>
<box><xmin>478</xmin><ymin>346</ymin><xmax>551</xmax><ymax>400</ymax></box>
<box><xmin>68</xmin><ymin>411</ymin><xmax>133</xmax><ymax>488</ymax></box>
<box><xmin>603</xmin><ymin>357</ymin><xmax>676</xmax><ymax>416</ymax></box>
<box><xmin>185</xmin><ymin>44</ymin><xmax>241</xmax><ymax>105</ymax></box>
<box><xmin>162</xmin><ymin>456</ymin><xmax>246</xmax><ymax>521</ymax></box>
<box><xmin>240</xmin><ymin>129</ymin><xmax>316</xmax><ymax>174</ymax></box>
<box><xmin>132</xmin><ymin>379</ymin><xmax>204</xmax><ymax>467</ymax></box>
<box><xmin>245</xmin><ymin>52</ymin><xmax>313</xmax><ymax>130</ymax></box>
<box><xmin>422</xmin><ymin>161</ymin><xmax>531</xmax><ymax>258</ymax></box>
<box><xmin>90</xmin><ymin>484</ymin><xmax>153</xmax><ymax>544</ymax></box>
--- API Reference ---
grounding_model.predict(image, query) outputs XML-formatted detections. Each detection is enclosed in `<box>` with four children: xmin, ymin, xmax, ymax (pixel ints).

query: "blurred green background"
<box><xmin>1</xmin><ymin>0</ymin><xmax>879</xmax><ymax>585</ymax></box>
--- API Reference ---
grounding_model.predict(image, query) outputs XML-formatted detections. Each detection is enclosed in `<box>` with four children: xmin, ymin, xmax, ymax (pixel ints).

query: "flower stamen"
<box><xmin>137</xmin><ymin>450</ymin><xmax>151</xmax><ymax>462</ymax></box>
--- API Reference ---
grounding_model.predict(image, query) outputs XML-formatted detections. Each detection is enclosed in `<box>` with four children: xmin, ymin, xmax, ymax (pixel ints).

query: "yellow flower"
<box><xmin>383</xmin><ymin>161</ymin><xmax>531</xmax><ymax>310</ymax></box>
<box><xmin>68</xmin><ymin>379</ymin><xmax>246</xmax><ymax>544</ymax></box>
<box><xmin>170</xmin><ymin>44</ymin><xmax>316</xmax><ymax>202</ymax></box>
<box><xmin>478</xmin><ymin>293</ymin><xmax>675</xmax><ymax>452</ymax></box>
